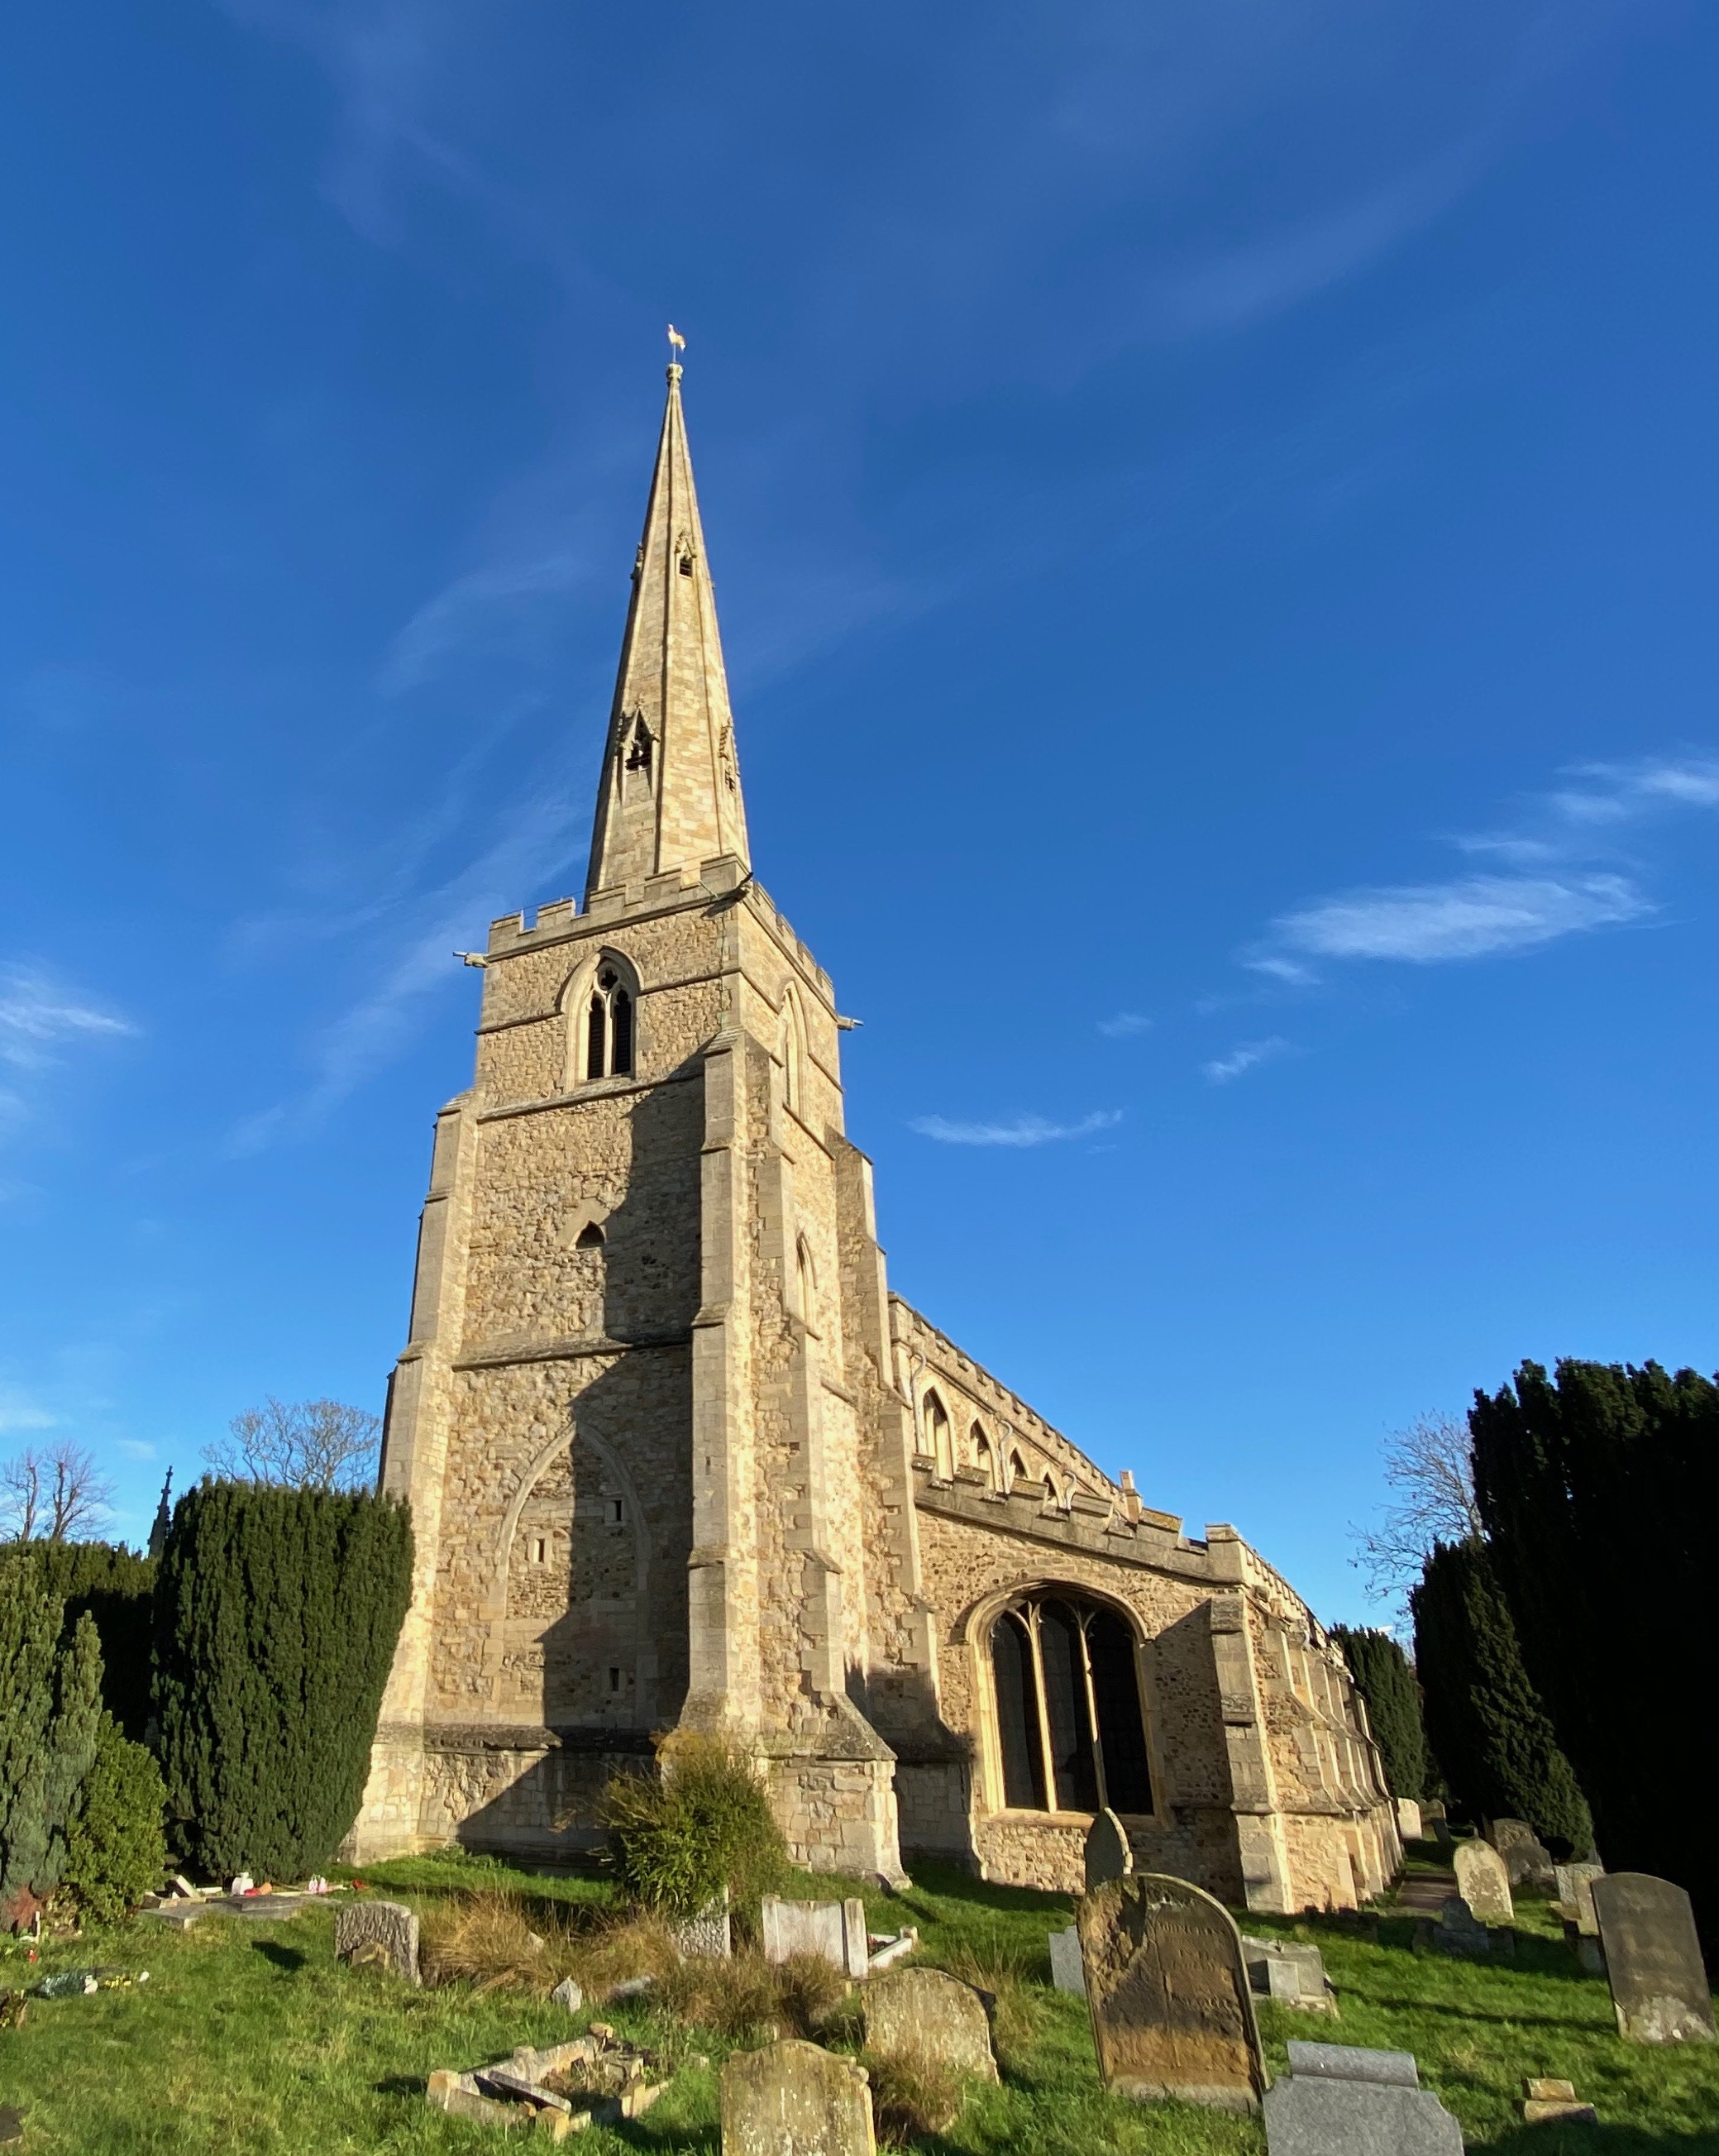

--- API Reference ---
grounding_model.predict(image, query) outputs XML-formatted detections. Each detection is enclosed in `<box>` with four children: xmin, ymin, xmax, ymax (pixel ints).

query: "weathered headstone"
<box><xmin>862</xmin><ymin>1968</ymin><xmax>997</xmax><ymax>2082</ymax></box>
<box><xmin>1430</xmin><ymin>1818</ymin><xmax>1454</xmax><ymax>1848</ymax></box>
<box><xmin>1489</xmin><ymin>1819</ymin><xmax>1554</xmax><ymax>1888</ymax></box>
<box><xmin>1264</xmin><ymin>2041</ymin><xmax>1463</xmax><ymax>2155</ymax></box>
<box><xmin>1554</xmin><ymin>1863</ymin><xmax>1604</xmax><ymax>1935</ymax></box>
<box><xmin>1431</xmin><ymin>1895</ymin><xmax>1494</xmax><ymax>1960</ymax></box>
<box><xmin>1452</xmin><ymin>1840</ymin><xmax>1512</xmax><ymax>1925</ymax></box>
<box><xmin>720</xmin><ymin>2038</ymin><xmax>875</xmax><ymax>2156</ymax></box>
<box><xmin>1522</xmin><ymin>2076</ymin><xmax>1597</xmax><ymax>2124</ymax></box>
<box><xmin>672</xmin><ymin>1890</ymin><xmax>732</xmax><ymax>1959</ymax></box>
<box><xmin>551</xmin><ymin>1976</ymin><xmax>584</xmax><ymax>2014</ymax></box>
<box><xmin>1242</xmin><ymin>1938</ymin><xmax>1333</xmax><ymax>2012</ymax></box>
<box><xmin>1084</xmin><ymin>1807</ymin><xmax>1134</xmax><ymax>1891</ymax></box>
<box><xmin>1395</xmin><ymin>1799</ymin><xmax>1424</xmax><ymax>1843</ymax></box>
<box><xmin>761</xmin><ymin>1896</ymin><xmax>869</xmax><ymax>1978</ymax></box>
<box><xmin>1048</xmin><ymin>1925</ymin><xmax>1086</xmax><ymax>1997</ymax></box>
<box><xmin>1077</xmin><ymin>1872</ymin><xmax>1265</xmax><ymax>2112</ymax></box>
<box><xmin>1591</xmin><ymin>1874</ymin><xmax>1717</xmax><ymax>2045</ymax></box>
<box><xmin>334</xmin><ymin>1898</ymin><xmax>420</xmax><ymax>1986</ymax></box>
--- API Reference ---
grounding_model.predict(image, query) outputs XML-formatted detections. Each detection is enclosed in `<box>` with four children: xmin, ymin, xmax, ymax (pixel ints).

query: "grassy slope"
<box><xmin>1</xmin><ymin>1849</ymin><xmax>1715</xmax><ymax>2154</ymax></box>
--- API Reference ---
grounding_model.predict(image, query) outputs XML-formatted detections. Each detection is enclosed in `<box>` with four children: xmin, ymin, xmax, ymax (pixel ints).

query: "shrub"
<box><xmin>0</xmin><ymin>1541</ymin><xmax>155</xmax><ymax>1741</ymax></box>
<box><xmin>1471</xmin><ymin>1358</ymin><xmax>1719</xmax><ymax>1954</ymax></box>
<box><xmin>154</xmin><ymin>1481</ymin><xmax>413</xmax><ymax>1881</ymax></box>
<box><xmin>603</xmin><ymin>1733</ymin><xmax>787</xmax><ymax>1921</ymax></box>
<box><xmin>0</xmin><ymin>1568</ymin><xmax>103</xmax><ymax>1910</ymax></box>
<box><xmin>654</xmin><ymin>1947</ymin><xmax>848</xmax><ymax>2044</ymax></box>
<box><xmin>1411</xmin><ymin>1537</ymin><xmax>1591</xmax><ymax>1856</ymax></box>
<box><xmin>1330</xmin><ymin>1625</ymin><xmax>1429</xmax><ymax>1801</ymax></box>
<box><xmin>61</xmin><ymin>1714</ymin><xmax>168</xmax><ymax>1922</ymax></box>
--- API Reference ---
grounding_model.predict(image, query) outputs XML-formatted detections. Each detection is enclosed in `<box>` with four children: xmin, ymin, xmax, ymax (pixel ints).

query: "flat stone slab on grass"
<box><xmin>1453</xmin><ymin>1842</ymin><xmax>1513</xmax><ymax>1926</ymax></box>
<box><xmin>1287</xmin><ymin>2042</ymin><xmax>1416</xmax><ymax>2088</ymax></box>
<box><xmin>1077</xmin><ymin>1872</ymin><xmax>1265</xmax><ymax>2113</ymax></box>
<box><xmin>334</xmin><ymin>1900</ymin><xmax>420</xmax><ymax>1986</ymax></box>
<box><xmin>1243</xmin><ymin>1940</ymin><xmax>1333</xmax><ymax>2012</ymax></box>
<box><xmin>1592</xmin><ymin>1873</ymin><xmax>1717</xmax><ymax>2045</ymax></box>
<box><xmin>721</xmin><ymin>2038</ymin><xmax>875</xmax><ymax>2156</ymax></box>
<box><xmin>862</xmin><ymin>1967</ymin><xmax>996</xmax><ymax>2082</ymax></box>
<box><xmin>1264</xmin><ymin>2076</ymin><xmax>1464</xmax><ymax>2154</ymax></box>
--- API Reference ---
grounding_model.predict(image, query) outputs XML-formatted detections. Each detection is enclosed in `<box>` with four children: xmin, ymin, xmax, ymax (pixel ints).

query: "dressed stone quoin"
<box><xmin>350</xmin><ymin>363</ymin><xmax>1398</xmax><ymax>1905</ymax></box>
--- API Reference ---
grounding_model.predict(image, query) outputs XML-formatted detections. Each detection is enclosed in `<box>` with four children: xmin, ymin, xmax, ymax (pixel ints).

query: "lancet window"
<box><xmin>987</xmin><ymin>1590</ymin><xmax>1154</xmax><ymax>1818</ymax></box>
<box><xmin>585</xmin><ymin>962</ymin><xmax>635</xmax><ymax>1081</ymax></box>
<box><xmin>919</xmin><ymin>1389</ymin><xmax>953</xmax><ymax>1477</ymax></box>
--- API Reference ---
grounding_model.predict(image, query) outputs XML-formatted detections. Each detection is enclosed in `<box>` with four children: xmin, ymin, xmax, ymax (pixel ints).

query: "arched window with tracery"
<box><xmin>985</xmin><ymin>1590</ymin><xmax>1154</xmax><ymax>1817</ymax></box>
<box><xmin>585</xmin><ymin>959</ymin><xmax>635</xmax><ymax>1082</ymax></box>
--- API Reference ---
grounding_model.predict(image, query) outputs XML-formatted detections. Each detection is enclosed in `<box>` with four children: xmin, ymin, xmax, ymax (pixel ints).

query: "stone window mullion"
<box><xmin>1024</xmin><ymin>1604</ymin><xmax>1059</xmax><ymax>1813</ymax></box>
<box><xmin>1076</xmin><ymin>1611</ymin><xmax>1110</xmax><ymax>1814</ymax></box>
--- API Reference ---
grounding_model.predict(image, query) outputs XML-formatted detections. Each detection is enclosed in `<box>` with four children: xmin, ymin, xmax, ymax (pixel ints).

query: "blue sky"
<box><xmin>2</xmin><ymin>0</ymin><xmax>1715</xmax><ymax>1622</ymax></box>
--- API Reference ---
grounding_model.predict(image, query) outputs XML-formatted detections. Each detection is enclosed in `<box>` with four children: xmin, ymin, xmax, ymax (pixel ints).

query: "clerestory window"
<box><xmin>586</xmin><ymin>963</ymin><xmax>635</xmax><ymax>1081</ymax></box>
<box><xmin>988</xmin><ymin>1590</ymin><xmax>1154</xmax><ymax>1818</ymax></box>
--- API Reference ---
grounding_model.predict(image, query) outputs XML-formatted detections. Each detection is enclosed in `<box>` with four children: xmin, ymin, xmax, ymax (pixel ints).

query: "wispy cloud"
<box><xmin>1270</xmin><ymin>873</ymin><xmax>1650</xmax><ymax>967</ymax></box>
<box><xmin>0</xmin><ymin>967</ymin><xmax>135</xmax><ymax>1071</ymax></box>
<box><xmin>910</xmin><ymin>1109</ymin><xmax>1123</xmax><ymax>1149</ymax></box>
<box><xmin>1244</xmin><ymin>751</ymin><xmax>1719</xmax><ymax>984</ymax></box>
<box><xmin>377</xmin><ymin>551</ymin><xmax>588</xmax><ymax>696</ymax></box>
<box><xmin>0</xmin><ymin>1386</ymin><xmax>56</xmax><ymax>1434</ymax></box>
<box><xmin>1203</xmin><ymin>1037</ymin><xmax>1291</xmax><ymax>1084</ymax></box>
<box><xmin>117</xmin><ymin>1438</ymin><xmax>157</xmax><ymax>1460</ymax></box>
<box><xmin>227</xmin><ymin>786</ymin><xmax>583</xmax><ymax>1153</ymax></box>
<box><xmin>1096</xmin><ymin>1011</ymin><xmax>1153</xmax><ymax>1038</ymax></box>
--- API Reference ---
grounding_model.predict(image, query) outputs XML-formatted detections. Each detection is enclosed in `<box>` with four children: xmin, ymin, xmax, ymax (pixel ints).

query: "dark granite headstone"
<box><xmin>1591</xmin><ymin>1874</ymin><xmax>1716</xmax><ymax>2044</ymax></box>
<box><xmin>1077</xmin><ymin>1872</ymin><xmax>1264</xmax><ymax>2112</ymax></box>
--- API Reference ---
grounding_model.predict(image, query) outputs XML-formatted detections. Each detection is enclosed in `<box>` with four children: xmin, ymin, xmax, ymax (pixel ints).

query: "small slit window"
<box><xmin>606</xmin><ymin>1496</ymin><xmax>625</xmax><ymax>1526</ymax></box>
<box><xmin>575</xmin><ymin>1221</ymin><xmax>605</xmax><ymax>1252</ymax></box>
<box><xmin>531</xmin><ymin>1537</ymin><xmax>547</xmax><ymax>1566</ymax></box>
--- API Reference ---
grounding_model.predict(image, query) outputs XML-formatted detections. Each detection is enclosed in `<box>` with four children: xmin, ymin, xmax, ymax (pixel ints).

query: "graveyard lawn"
<box><xmin>0</xmin><ymin>1849</ymin><xmax>1716</xmax><ymax>2154</ymax></box>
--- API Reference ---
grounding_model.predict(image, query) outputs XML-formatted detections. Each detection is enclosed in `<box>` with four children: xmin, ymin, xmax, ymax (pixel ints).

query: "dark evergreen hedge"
<box><xmin>1471</xmin><ymin>1358</ymin><xmax>1719</xmax><ymax>1953</ymax></box>
<box><xmin>0</xmin><ymin>1541</ymin><xmax>155</xmax><ymax>1741</ymax></box>
<box><xmin>1330</xmin><ymin>1625</ymin><xmax>1428</xmax><ymax>1801</ymax></box>
<box><xmin>154</xmin><ymin>1482</ymin><xmax>413</xmax><ymax>1881</ymax></box>
<box><xmin>1411</xmin><ymin>1537</ymin><xmax>1592</xmax><ymax>1857</ymax></box>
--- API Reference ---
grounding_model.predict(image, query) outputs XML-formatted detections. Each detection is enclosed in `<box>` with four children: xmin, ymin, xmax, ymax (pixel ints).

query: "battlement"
<box><xmin>481</xmin><ymin>854</ymin><xmax>836</xmax><ymax>1005</ymax></box>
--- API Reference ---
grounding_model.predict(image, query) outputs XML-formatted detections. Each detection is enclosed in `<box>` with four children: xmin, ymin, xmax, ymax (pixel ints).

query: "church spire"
<box><xmin>585</xmin><ymin>364</ymin><xmax>751</xmax><ymax>901</ymax></box>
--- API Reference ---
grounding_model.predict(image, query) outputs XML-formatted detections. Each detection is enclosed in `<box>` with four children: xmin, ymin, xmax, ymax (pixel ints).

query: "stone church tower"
<box><xmin>351</xmin><ymin>366</ymin><xmax>1400</xmax><ymax>1915</ymax></box>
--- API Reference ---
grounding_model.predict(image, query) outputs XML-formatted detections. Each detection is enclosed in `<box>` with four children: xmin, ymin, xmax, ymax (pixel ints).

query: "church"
<box><xmin>350</xmin><ymin>364</ymin><xmax>1399</xmax><ymax>1911</ymax></box>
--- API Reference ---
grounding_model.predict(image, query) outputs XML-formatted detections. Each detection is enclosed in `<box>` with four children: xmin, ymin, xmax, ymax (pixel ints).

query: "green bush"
<box><xmin>0</xmin><ymin>1540</ymin><xmax>155</xmax><ymax>1740</ymax></box>
<box><xmin>604</xmin><ymin>1733</ymin><xmax>787</xmax><ymax>1920</ymax></box>
<box><xmin>1411</xmin><ymin>1537</ymin><xmax>1592</xmax><ymax>1857</ymax></box>
<box><xmin>61</xmin><ymin>1713</ymin><xmax>168</xmax><ymax>1922</ymax></box>
<box><xmin>1471</xmin><ymin>1358</ymin><xmax>1719</xmax><ymax>1953</ymax></box>
<box><xmin>1330</xmin><ymin>1624</ymin><xmax>1429</xmax><ymax>1800</ymax></box>
<box><xmin>0</xmin><ymin>1567</ymin><xmax>103</xmax><ymax>1909</ymax></box>
<box><xmin>154</xmin><ymin>1481</ymin><xmax>413</xmax><ymax>1881</ymax></box>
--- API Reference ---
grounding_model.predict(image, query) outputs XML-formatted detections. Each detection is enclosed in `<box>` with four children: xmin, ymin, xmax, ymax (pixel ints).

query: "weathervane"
<box><xmin>667</xmin><ymin>323</ymin><xmax>686</xmax><ymax>364</ymax></box>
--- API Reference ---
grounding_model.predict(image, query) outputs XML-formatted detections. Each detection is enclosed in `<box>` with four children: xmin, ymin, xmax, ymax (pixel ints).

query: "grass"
<box><xmin>0</xmin><ymin>1848</ymin><xmax>1715</xmax><ymax>2153</ymax></box>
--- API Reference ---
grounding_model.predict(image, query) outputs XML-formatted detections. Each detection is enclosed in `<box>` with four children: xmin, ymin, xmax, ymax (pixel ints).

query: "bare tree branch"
<box><xmin>203</xmin><ymin>1398</ymin><xmax>380</xmax><ymax>1492</ymax></box>
<box><xmin>1349</xmin><ymin>1409</ymin><xmax>1482</xmax><ymax>1612</ymax></box>
<box><xmin>0</xmin><ymin>1439</ymin><xmax>113</xmax><ymax>1542</ymax></box>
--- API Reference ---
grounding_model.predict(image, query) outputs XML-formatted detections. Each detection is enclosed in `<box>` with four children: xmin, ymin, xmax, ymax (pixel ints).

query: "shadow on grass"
<box><xmin>1361</xmin><ymin>1992</ymin><xmax>1601</xmax><ymax>2034</ymax></box>
<box><xmin>1480</xmin><ymin>2130</ymin><xmax>1719</xmax><ymax>2156</ymax></box>
<box><xmin>251</xmin><ymin>1940</ymin><xmax>306</xmax><ymax>1972</ymax></box>
<box><xmin>901</xmin><ymin>1862</ymin><xmax>1070</xmax><ymax>1915</ymax></box>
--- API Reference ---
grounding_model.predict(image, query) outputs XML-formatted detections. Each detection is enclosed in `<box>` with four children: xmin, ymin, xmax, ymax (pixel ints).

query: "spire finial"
<box><xmin>666</xmin><ymin>323</ymin><xmax>685</xmax><ymax>381</ymax></box>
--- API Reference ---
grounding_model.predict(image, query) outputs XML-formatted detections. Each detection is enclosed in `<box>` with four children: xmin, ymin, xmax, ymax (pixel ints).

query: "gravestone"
<box><xmin>1489</xmin><ymin>1819</ymin><xmax>1554</xmax><ymax>1888</ymax></box>
<box><xmin>1452</xmin><ymin>1840</ymin><xmax>1513</xmax><ymax>1925</ymax></box>
<box><xmin>672</xmin><ymin>1890</ymin><xmax>732</xmax><ymax>1959</ymax></box>
<box><xmin>1048</xmin><ymin>1926</ymin><xmax>1086</xmax><ymax>1997</ymax></box>
<box><xmin>1084</xmin><ymin>1807</ymin><xmax>1134</xmax><ymax>1891</ymax></box>
<box><xmin>1591</xmin><ymin>1874</ymin><xmax>1717</xmax><ymax>2045</ymax></box>
<box><xmin>762</xmin><ymin>1896</ymin><xmax>869</xmax><ymax>1978</ymax></box>
<box><xmin>1430</xmin><ymin>1895</ymin><xmax>1499</xmax><ymax>1960</ymax></box>
<box><xmin>862</xmin><ymin>1968</ymin><xmax>997</xmax><ymax>2083</ymax></box>
<box><xmin>1554</xmin><ymin>1863</ymin><xmax>1604</xmax><ymax>1935</ymax></box>
<box><xmin>1077</xmin><ymin>1872</ymin><xmax>1265</xmax><ymax>2112</ymax></box>
<box><xmin>1430</xmin><ymin>1819</ymin><xmax>1454</xmax><ymax>1848</ymax></box>
<box><xmin>1242</xmin><ymin>1938</ymin><xmax>1332</xmax><ymax>2012</ymax></box>
<box><xmin>1264</xmin><ymin>2041</ymin><xmax>1463</xmax><ymax>2155</ymax></box>
<box><xmin>551</xmin><ymin>1977</ymin><xmax>583</xmax><ymax>2014</ymax></box>
<box><xmin>1395</xmin><ymin>1799</ymin><xmax>1424</xmax><ymax>1843</ymax></box>
<box><xmin>720</xmin><ymin>2038</ymin><xmax>875</xmax><ymax>2156</ymax></box>
<box><xmin>334</xmin><ymin>1898</ymin><xmax>420</xmax><ymax>1986</ymax></box>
